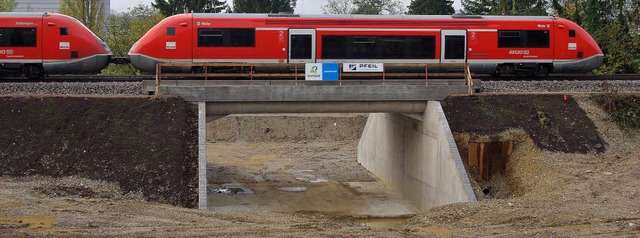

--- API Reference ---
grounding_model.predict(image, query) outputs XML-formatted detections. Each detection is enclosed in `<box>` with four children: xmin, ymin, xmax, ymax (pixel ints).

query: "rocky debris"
<box><xmin>33</xmin><ymin>176</ymin><xmax>144</xmax><ymax>200</ymax></box>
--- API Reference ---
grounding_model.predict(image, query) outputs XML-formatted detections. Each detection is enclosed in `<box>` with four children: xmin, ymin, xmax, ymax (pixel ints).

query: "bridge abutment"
<box><xmin>358</xmin><ymin>101</ymin><xmax>476</xmax><ymax>210</ymax></box>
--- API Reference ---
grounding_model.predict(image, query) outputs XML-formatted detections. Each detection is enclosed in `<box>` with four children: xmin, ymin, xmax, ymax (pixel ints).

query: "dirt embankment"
<box><xmin>0</xmin><ymin>94</ymin><xmax>639</xmax><ymax>237</ymax></box>
<box><xmin>207</xmin><ymin>114</ymin><xmax>367</xmax><ymax>142</ymax></box>
<box><xmin>0</xmin><ymin>96</ymin><xmax>198</xmax><ymax>207</ymax></box>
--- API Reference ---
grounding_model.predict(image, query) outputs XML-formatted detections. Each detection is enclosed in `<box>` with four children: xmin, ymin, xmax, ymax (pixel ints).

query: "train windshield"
<box><xmin>71</xmin><ymin>18</ymin><xmax>111</xmax><ymax>53</ymax></box>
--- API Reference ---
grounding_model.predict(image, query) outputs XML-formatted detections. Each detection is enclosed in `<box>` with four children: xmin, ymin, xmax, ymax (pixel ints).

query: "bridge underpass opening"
<box><xmin>204</xmin><ymin>114</ymin><xmax>419</xmax><ymax>219</ymax></box>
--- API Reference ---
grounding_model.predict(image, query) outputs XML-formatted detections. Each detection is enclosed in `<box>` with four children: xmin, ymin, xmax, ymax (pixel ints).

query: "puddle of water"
<box><xmin>208</xmin><ymin>143</ymin><xmax>419</xmax><ymax>218</ymax></box>
<box><xmin>279</xmin><ymin>186</ymin><xmax>308</xmax><ymax>192</ymax></box>
<box><xmin>354</xmin><ymin>218</ymin><xmax>408</xmax><ymax>228</ymax></box>
<box><xmin>208</xmin><ymin>182</ymin><xmax>418</xmax><ymax>218</ymax></box>
<box><xmin>209</xmin><ymin>184</ymin><xmax>254</xmax><ymax>194</ymax></box>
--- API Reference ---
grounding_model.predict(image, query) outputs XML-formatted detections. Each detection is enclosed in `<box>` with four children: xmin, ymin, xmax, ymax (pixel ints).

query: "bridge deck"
<box><xmin>146</xmin><ymin>79</ymin><xmax>478</xmax><ymax>114</ymax></box>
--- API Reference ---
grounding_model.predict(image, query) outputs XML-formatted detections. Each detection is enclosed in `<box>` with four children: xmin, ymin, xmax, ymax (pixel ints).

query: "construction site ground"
<box><xmin>1</xmin><ymin>95</ymin><xmax>639</xmax><ymax>237</ymax></box>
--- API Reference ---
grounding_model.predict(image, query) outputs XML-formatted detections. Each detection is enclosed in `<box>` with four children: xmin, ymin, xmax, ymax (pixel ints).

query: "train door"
<box><xmin>288</xmin><ymin>29</ymin><xmax>316</xmax><ymax>63</ymax></box>
<box><xmin>440</xmin><ymin>30</ymin><xmax>467</xmax><ymax>63</ymax></box>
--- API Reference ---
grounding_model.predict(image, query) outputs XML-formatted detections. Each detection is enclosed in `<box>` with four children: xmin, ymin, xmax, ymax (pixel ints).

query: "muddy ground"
<box><xmin>1</xmin><ymin>95</ymin><xmax>639</xmax><ymax>237</ymax></box>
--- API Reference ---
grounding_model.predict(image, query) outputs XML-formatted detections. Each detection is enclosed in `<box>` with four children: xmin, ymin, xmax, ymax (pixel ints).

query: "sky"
<box><xmin>110</xmin><ymin>0</ymin><xmax>463</xmax><ymax>14</ymax></box>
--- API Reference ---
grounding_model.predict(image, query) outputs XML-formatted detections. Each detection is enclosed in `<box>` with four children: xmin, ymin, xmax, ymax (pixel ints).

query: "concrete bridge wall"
<box><xmin>357</xmin><ymin>101</ymin><xmax>476</xmax><ymax>210</ymax></box>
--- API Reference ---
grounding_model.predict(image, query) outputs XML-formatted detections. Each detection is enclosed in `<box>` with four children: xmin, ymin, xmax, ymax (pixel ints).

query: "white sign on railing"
<box><xmin>343</xmin><ymin>63</ymin><xmax>384</xmax><ymax>72</ymax></box>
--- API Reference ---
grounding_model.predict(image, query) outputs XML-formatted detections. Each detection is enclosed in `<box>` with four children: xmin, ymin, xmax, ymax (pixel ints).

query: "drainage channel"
<box><xmin>206</xmin><ymin>141</ymin><xmax>419</xmax><ymax>222</ymax></box>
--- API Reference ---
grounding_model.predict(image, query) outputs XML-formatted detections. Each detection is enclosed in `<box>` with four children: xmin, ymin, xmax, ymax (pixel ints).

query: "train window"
<box><xmin>60</xmin><ymin>27</ymin><xmax>68</xmax><ymax>36</ymax></box>
<box><xmin>569</xmin><ymin>30</ymin><xmax>576</xmax><ymax>38</ymax></box>
<box><xmin>445</xmin><ymin>35</ymin><xmax>466</xmax><ymax>59</ymax></box>
<box><xmin>322</xmin><ymin>35</ymin><xmax>435</xmax><ymax>59</ymax></box>
<box><xmin>0</xmin><ymin>27</ymin><xmax>37</xmax><ymax>47</ymax></box>
<box><xmin>198</xmin><ymin>28</ymin><xmax>255</xmax><ymax>47</ymax></box>
<box><xmin>167</xmin><ymin>27</ymin><xmax>175</xmax><ymax>36</ymax></box>
<box><xmin>290</xmin><ymin>34</ymin><xmax>312</xmax><ymax>59</ymax></box>
<box><xmin>498</xmin><ymin>30</ymin><xmax>549</xmax><ymax>48</ymax></box>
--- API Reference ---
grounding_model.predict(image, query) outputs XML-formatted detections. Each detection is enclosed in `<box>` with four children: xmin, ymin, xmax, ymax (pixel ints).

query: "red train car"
<box><xmin>0</xmin><ymin>12</ymin><xmax>111</xmax><ymax>79</ymax></box>
<box><xmin>129</xmin><ymin>13</ymin><xmax>603</xmax><ymax>75</ymax></box>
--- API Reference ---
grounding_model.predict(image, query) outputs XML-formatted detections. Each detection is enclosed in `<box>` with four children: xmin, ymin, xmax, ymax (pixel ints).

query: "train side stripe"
<box><xmin>317</xmin><ymin>28</ymin><xmax>440</xmax><ymax>32</ymax></box>
<box><xmin>256</xmin><ymin>28</ymin><xmax>288</xmax><ymax>31</ymax></box>
<box><xmin>251</xmin><ymin>28</ymin><xmax>500</xmax><ymax>32</ymax></box>
<box><xmin>468</xmin><ymin>29</ymin><xmax>498</xmax><ymax>32</ymax></box>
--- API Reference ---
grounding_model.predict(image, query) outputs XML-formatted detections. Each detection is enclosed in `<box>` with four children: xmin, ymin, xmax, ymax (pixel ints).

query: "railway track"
<box><xmin>0</xmin><ymin>75</ymin><xmax>153</xmax><ymax>83</ymax></box>
<box><xmin>0</xmin><ymin>74</ymin><xmax>640</xmax><ymax>83</ymax></box>
<box><xmin>0</xmin><ymin>74</ymin><xmax>638</xmax><ymax>96</ymax></box>
<box><xmin>0</xmin><ymin>73</ymin><xmax>638</xmax><ymax>83</ymax></box>
<box><xmin>478</xmin><ymin>74</ymin><xmax>640</xmax><ymax>81</ymax></box>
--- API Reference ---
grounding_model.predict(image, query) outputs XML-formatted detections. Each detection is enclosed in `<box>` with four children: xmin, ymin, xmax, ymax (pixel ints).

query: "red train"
<box><xmin>129</xmin><ymin>13</ymin><xmax>604</xmax><ymax>76</ymax></box>
<box><xmin>0</xmin><ymin>12</ymin><xmax>111</xmax><ymax>79</ymax></box>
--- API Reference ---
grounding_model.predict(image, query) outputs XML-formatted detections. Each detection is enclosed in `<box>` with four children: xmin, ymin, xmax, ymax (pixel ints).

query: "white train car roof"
<box><xmin>191</xmin><ymin>13</ymin><xmax>556</xmax><ymax>21</ymax></box>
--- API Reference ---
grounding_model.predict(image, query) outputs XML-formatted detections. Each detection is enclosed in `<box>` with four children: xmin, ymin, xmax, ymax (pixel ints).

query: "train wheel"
<box><xmin>25</xmin><ymin>65</ymin><xmax>43</xmax><ymax>80</ymax></box>
<box><xmin>490</xmin><ymin>66</ymin><xmax>501</xmax><ymax>77</ymax></box>
<box><xmin>530</xmin><ymin>65</ymin><xmax>549</xmax><ymax>77</ymax></box>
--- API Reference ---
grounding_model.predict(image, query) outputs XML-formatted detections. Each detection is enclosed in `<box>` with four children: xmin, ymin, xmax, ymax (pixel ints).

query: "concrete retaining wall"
<box><xmin>358</xmin><ymin>101</ymin><xmax>476</xmax><ymax>210</ymax></box>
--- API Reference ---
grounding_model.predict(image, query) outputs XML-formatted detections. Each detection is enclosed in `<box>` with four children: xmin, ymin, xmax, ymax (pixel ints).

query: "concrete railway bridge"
<box><xmin>147</xmin><ymin>77</ymin><xmax>479</xmax><ymax>211</ymax></box>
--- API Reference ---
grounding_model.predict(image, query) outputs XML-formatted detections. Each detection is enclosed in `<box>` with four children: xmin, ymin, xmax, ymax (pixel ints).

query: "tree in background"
<box><xmin>321</xmin><ymin>0</ymin><xmax>355</xmax><ymax>14</ymax></box>
<box><xmin>59</xmin><ymin>0</ymin><xmax>106</xmax><ymax>34</ymax></box>
<box><xmin>232</xmin><ymin>0</ymin><xmax>292</xmax><ymax>13</ymax></box>
<box><xmin>0</xmin><ymin>0</ymin><xmax>17</xmax><ymax>11</ymax></box>
<box><xmin>461</xmin><ymin>0</ymin><xmax>493</xmax><ymax>15</ymax></box>
<box><xmin>101</xmin><ymin>4</ymin><xmax>164</xmax><ymax>75</ymax></box>
<box><xmin>462</xmin><ymin>0</ymin><xmax>548</xmax><ymax>15</ymax></box>
<box><xmin>152</xmin><ymin>0</ymin><xmax>228</xmax><ymax>16</ymax></box>
<box><xmin>408</xmin><ymin>0</ymin><xmax>454</xmax><ymax>15</ymax></box>
<box><xmin>322</xmin><ymin>0</ymin><xmax>405</xmax><ymax>14</ymax></box>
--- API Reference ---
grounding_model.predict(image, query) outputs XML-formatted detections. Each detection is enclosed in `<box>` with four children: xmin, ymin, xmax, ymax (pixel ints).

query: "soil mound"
<box><xmin>442</xmin><ymin>94</ymin><xmax>606</xmax><ymax>154</ymax></box>
<box><xmin>0</xmin><ymin>96</ymin><xmax>198</xmax><ymax>207</ymax></box>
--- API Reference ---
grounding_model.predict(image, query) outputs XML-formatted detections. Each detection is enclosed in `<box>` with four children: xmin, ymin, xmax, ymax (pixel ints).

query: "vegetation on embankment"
<box><xmin>592</xmin><ymin>89</ymin><xmax>640</xmax><ymax>130</ymax></box>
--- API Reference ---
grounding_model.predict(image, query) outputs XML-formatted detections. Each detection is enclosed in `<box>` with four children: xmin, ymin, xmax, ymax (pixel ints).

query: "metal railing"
<box><xmin>154</xmin><ymin>62</ymin><xmax>474</xmax><ymax>95</ymax></box>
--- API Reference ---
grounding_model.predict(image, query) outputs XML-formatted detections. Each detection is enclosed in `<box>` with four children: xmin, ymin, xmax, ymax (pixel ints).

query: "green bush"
<box><xmin>592</xmin><ymin>83</ymin><xmax>640</xmax><ymax>129</ymax></box>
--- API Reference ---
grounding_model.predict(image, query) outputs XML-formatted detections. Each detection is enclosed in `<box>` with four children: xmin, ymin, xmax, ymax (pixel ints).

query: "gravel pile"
<box><xmin>0</xmin><ymin>82</ymin><xmax>142</xmax><ymax>95</ymax></box>
<box><xmin>480</xmin><ymin>80</ymin><xmax>640</xmax><ymax>93</ymax></box>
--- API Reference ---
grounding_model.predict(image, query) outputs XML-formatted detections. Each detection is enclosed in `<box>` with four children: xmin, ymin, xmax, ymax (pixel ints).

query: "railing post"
<box><xmin>155</xmin><ymin>63</ymin><xmax>161</xmax><ymax>96</ymax></box>
<box><xmin>382</xmin><ymin>65</ymin><xmax>386</xmax><ymax>86</ymax></box>
<box><xmin>295</xmin><ymin>64</ymin><xmax>298</xmax><ymax>86</ymax></box>
<box><xmin>425</xmin><ymin>64</ymin><xmax>428</xmax><ymax>86</ymax></box>
<box><xmin>466</xmin><ymin>63</ymin><xmax>473</xmax><ymax>95</ymax></box>
<box><xmin>204</xmin><ymin>64</ymin><xmax>208</xmax><ymax>81</ymax></box>
<box><xmin>250</xmin><ymin>65</ymin><xmax>254</xmax><ymax>85</ymax></box>
<box><xmin>339</xmin><ymin>63</ymin><xmax>342</xmax><ymax>87</ymax></box>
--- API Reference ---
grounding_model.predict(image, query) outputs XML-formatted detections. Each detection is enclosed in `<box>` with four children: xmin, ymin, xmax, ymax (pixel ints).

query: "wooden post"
<box><xmin>469</xmin><ymin>141</ymin><xmax>512</xmax><ymax>181</ymax></box>
<box><xmin>155</xmin><ymin>63</ymin><xmax>161</xmax><ymax>96</ymax></box>
<box><xmin>425</xmin><ymin>64</ymin><xmax>428</xmax><ymax>86</ymax></box>
<box><xmin>478</xmin><ymin>143</ymin><xmax>489</xmax><ymax>181</ymax></box>
<box><xmin>468</xmin><ymin>142</ymin><xmax>479</xmax><ymax>170</ymax></box>
<box><xmin>250</xmin><ymin>65</ymin><xmax>254</xmax><ymax>85</ymax></box>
